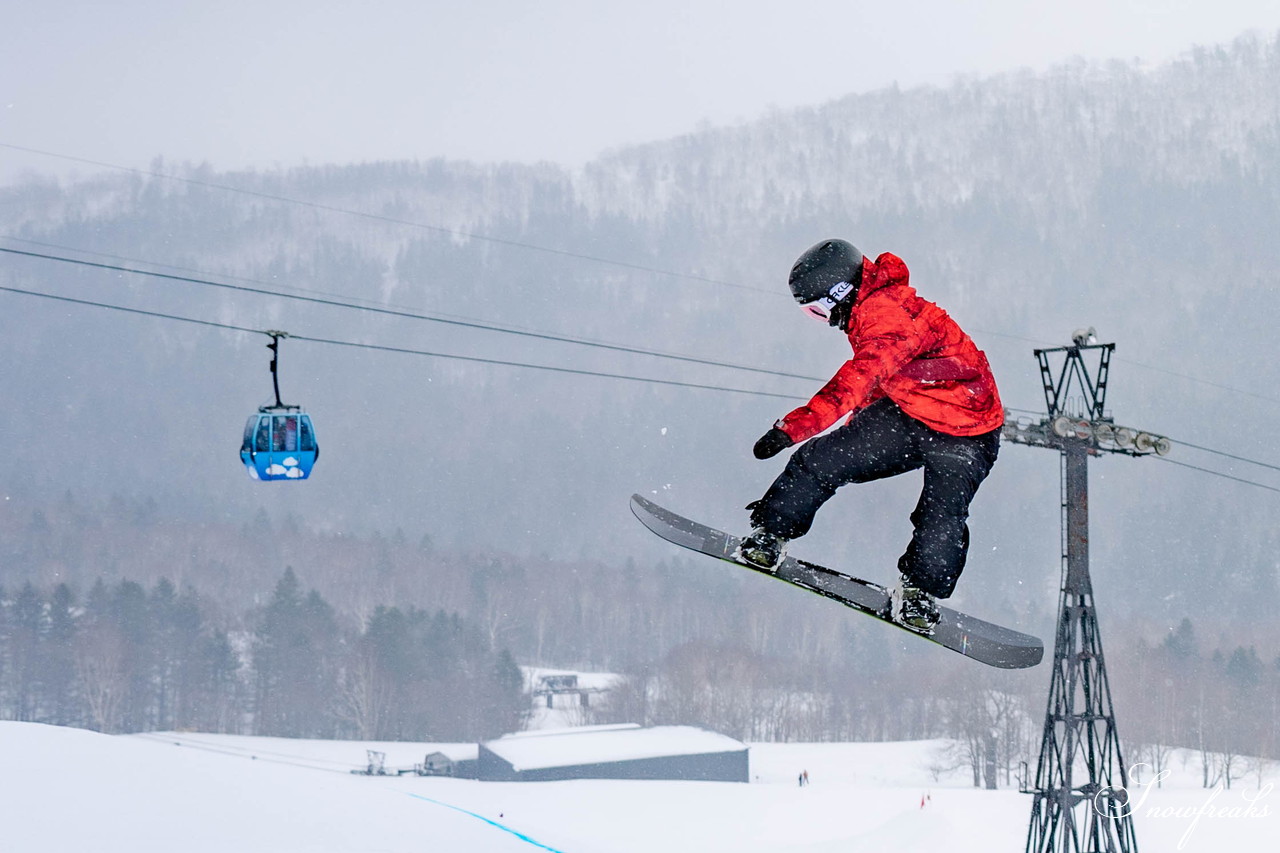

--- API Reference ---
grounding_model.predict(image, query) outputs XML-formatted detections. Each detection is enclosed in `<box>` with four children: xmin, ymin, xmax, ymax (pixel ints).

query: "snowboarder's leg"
<box><xmin>749</xmin><ymin>399</ymin><xmax>922</xmax><ymax>539</ymax></box>
<box><xmin>897</xmin><ymin>428</ymin><xmax>1000</xmax><ymax>598</ymax></box>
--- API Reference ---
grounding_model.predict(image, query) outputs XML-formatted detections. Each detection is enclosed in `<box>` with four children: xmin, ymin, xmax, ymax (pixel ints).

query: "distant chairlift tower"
<box><xmin>1003</xmin><ymin>329</ymin><xmax>1170</xmax><ymax>853</ymax></box>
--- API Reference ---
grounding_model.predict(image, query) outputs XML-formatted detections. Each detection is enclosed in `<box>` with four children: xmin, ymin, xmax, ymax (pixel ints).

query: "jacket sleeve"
<box><xmin>777</xmin><ymin>297</ymin><xmax>926</xmax><ymax>443</ymax></box>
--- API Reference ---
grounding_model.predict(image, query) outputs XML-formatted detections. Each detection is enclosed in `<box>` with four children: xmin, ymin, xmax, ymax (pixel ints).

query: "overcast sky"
<box><xmin>3</xmin><ymin>1</ymin><xmax>1280</xmax><ymax>183</ymax></box>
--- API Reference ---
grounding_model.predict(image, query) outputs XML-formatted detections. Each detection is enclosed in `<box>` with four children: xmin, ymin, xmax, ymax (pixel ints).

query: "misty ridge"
<box><xmin>0</xmin><ymin>31</ymin><xmax>1278</xmax><ymax>758</ymax></box>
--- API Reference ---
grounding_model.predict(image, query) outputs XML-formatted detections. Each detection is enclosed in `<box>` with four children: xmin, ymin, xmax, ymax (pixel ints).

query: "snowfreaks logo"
<box><xmin>1092</xmin><ymin>763</ymin><xmax>1273</xmax><ymax>850</ymax></box>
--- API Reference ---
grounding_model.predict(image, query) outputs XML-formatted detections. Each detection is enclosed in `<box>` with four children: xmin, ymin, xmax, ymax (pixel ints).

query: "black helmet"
<box><xmin>788</xmin><ymin>239</ymin><xmax>864</xmax><ymax>305</ymax></box>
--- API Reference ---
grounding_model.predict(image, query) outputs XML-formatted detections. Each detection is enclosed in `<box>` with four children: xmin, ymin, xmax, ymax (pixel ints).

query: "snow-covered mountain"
<box><xmin>1</xmin><ymin>34</ymin><xmax>1278</xmax><ymax>649</ymax></box>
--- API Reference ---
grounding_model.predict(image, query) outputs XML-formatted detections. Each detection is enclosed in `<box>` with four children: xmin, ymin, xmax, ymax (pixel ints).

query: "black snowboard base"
<box><xmin>630</xmin><ymin>494</ymin><xmax>1043</xmax><ymax>669</ymax></box>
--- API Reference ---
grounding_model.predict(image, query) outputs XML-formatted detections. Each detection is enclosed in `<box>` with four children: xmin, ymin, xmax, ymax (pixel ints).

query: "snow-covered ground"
<box><xmin>1</xmin><ymin>721</ymin><xmax>1273</xmax><ymax>852</ymax></box>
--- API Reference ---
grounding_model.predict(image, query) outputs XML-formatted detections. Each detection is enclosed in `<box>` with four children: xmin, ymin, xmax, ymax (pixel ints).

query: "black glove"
<box><xmin>753</xmin><ymin>427</ymin><xmax>794</xmax><ymax>460</ymax></box>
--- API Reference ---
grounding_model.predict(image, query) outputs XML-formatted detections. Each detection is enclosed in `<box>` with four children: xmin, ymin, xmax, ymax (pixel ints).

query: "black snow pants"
<box><xmin>750</xmin><ymin>398</ymin><xmax>1000</xmax><ymax>599</ymax></box>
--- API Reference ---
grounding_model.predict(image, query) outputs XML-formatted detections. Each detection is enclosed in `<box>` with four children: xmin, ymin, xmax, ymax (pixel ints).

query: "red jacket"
<box><xmin>777</xmin><ymin>252</ymin><xmax>1003</xmax><ymax>442</ymax></box>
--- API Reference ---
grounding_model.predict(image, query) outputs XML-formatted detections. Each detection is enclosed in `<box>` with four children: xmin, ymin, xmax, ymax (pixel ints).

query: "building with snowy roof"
<box><xmin>476</xmin><ymin>724</ymin><xmax>748</xmax><ymax>783</ymax></box>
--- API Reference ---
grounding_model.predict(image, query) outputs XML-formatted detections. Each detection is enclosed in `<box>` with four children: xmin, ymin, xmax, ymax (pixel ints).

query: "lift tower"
<box><xmin>1003</xmin><ymin>330</ymin><xmax>1170</xmax><ymax>853</ymax></box>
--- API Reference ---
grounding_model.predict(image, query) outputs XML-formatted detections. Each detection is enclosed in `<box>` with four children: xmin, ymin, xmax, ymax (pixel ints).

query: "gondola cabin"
<box><xmin>240</xmin><ymin>409</ymin><xmax>318</xmax><ymax>481</ymax></box>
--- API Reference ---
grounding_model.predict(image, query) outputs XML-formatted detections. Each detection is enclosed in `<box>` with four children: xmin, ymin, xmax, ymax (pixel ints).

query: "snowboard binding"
<box><xmin>889</xmin><ymin>575</ymin><xmax>941</xmax><ymax>635</ymax></box>
<box><xmin>735</xmin><ymin>528</ymin><xmax>788</xmax><ymax>571</ymax></box>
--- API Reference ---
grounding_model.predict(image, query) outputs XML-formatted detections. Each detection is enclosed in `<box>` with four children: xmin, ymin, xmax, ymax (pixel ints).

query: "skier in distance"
<box><xmin>738</xmin><ymin>239</ymin><xmax>1004</xmax><ymax>631</ymax></box>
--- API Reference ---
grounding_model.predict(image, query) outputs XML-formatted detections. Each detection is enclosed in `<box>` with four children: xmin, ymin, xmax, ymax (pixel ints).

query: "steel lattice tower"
<box><xmin>1004</xmin><ymin>332</ymin><xmax>1168</xmax><ymax>853</ymax></box>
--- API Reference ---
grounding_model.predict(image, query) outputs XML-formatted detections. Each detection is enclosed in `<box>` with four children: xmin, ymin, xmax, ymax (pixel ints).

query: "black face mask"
<box><xmin>828</xmin><ymin>299</ymin><xmax>854</xmax><ymax>332</ymax></box>
<box><xmin>827</xmin><ymin>263</ymin><xmax>861</xmax><ymax>332</ymax></box>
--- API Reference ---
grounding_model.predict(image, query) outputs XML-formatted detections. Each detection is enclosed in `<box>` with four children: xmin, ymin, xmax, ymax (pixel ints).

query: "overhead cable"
<box><xmin>0</xmin><ymin>284</ymin><xmax>805</xmax><ymax>401</ymax></box>
<box><xmin>4</xmin><ymin>283</ymin><xmax>1278</xmax><ymax>494</ymax></box>
<box><xmin>1151</xmin><ymin>456</ymin><xmax>1280</xmax><ymax>494</ymax></box>
<box><xmin>1160</xmin><ymin>437</ymin><xmax>1280</xmax><ymax>474</ymax></box>
<box><xmin>3</xmin><ymin>234</ymin><xmax>795</xmax><ymax>369</ymax></box>
<box><xmin>0</xmin><ymin>244</ymin><xmax>819</xmax><ymax>382</ymax></box>
<box><xmin>1111</xmin><ymin>357</ymin><xmax>1280</xmax><ymax>407</ymax></box>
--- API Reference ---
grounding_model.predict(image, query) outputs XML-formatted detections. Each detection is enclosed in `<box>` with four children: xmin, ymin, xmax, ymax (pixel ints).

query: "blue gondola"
<box><xmin>240</xmin><ymin>331</ymin><xmax>319</xmax><ymax>481</ymax></box>
<box><xmin>240</xmin><ymin>409</ymin><xmax>318</xmax><ymax>480</ymax></box>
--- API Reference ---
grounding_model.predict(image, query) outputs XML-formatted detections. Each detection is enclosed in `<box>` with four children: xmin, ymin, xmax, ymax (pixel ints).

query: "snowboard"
<box><xmin>630</xmin><ymin>494</ymin><xmax>1043</xmax><ymax>669</ymax></box>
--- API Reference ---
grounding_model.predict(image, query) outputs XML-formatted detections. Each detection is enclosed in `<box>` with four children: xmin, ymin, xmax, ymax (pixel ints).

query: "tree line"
<box><xmin>3</xmin><ymin>548</ymin><xmax>1276</xmax><ymax>790</ymax></box>
<box><xmin>1113</xmin><ymin>618</ymin><xmax>1280</xmax><ymax>789</ymax></box>
<box><xmin>592</xmin><ymin>618</ymin><xmax>1280</xmax><ymax>790</ymax></box>
<box><xmin>3</xmin><ymin>493</ymin><xmax>1278</xmax><ymax>788</ymax></box>
<box><xmin>0</xmin><ymin>568</ymin><xmax>524</xmax><ymax>741</ymax></box>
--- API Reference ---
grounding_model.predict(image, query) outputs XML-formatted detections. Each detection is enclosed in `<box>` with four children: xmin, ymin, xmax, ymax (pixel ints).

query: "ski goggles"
<box><xmin>799</xmin><ymin>278</ymin><xmax>856</xmax><ymax>322</ymax></box>
<box><xmin>802</xmin><ymin>296</ymin><xmax>838</xmax><ymax>322</ymax></box>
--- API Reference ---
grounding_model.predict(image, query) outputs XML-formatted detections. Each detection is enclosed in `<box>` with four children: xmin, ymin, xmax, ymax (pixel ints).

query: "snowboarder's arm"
<box><xmin>777</xmin><ymin>301</ymin><xmax>925</xmax><ymax>443</ymax></box>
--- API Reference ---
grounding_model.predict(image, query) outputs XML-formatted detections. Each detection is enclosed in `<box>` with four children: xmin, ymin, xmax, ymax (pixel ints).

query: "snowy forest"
<box><xmin>0</xmin><ymin>561</ymin><xmax>526</xmax><ymax>742</ymax></box>
<box><xmin>3</xmin><ymin>33</ymin><xmax>1280</xmax><ymax>785</ymax></box>
<box><xmin>0</xmin><ymin>492</ymin><xmax>1276</xmax><ymax>788</ymax></box>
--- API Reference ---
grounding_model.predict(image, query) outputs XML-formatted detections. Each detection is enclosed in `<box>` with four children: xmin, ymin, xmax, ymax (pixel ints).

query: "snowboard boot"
<box><xmin>736</xmin><ymin>528</ymin><xmax>788</xmax><ymax>570</ymax></box>
<box><xmin>892</xmin><ymin>574</ymin><xmax>941</xmax><ymax>633</ymax></box>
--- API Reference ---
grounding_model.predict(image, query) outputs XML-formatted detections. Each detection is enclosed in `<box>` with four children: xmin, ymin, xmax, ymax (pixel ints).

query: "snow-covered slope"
<box><xmin>0</xmin><ymin>722</ymin><xmax>1272</xmax><ymax>852</ymax></box>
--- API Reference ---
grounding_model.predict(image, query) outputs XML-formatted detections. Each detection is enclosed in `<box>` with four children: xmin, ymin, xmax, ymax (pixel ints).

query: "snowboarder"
<box><xmin>738</xmin><ymin>239</ymin><xmax>1004</xmax><ymax>632</ymax></box>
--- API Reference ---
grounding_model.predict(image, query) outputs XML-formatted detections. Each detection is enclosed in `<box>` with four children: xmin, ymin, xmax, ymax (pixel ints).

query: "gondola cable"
<box><xmin>0</xmin><ymin>283</ymin><xmax>806</xmax><ymax>401</ymax></box>
<box><xmin>0</xmin><ymin>244</ymin><xmax>820</xmax><ymax>383</ymax></box>
<box><xmin>1</xmin><ymin>284</ymin><xmax>1276</xmax><ymax>494</ymax></box>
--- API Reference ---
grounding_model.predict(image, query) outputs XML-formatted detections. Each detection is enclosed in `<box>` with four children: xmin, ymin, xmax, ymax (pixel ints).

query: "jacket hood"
<box><xmin>854</xmin><ymin>252</ymin><xmax>910</xmax><ymax>304</ymax></box>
